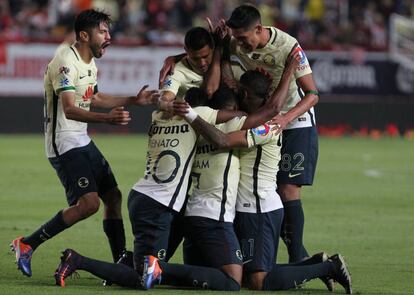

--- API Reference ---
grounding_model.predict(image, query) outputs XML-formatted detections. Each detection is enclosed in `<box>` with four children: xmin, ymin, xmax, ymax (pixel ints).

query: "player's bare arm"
<box><xmin>184</xmin><ymin>112</ymin><xmax>248</xmax><ymax>149</ymax></box>
<box><xmin>61</xmin><ymin>91</ymin><xmax>131</xmax><ymax>125</ymax></box>
<box><xmin>202</xmin><ymin>18</ymin><xmax>231</xmax><ymax>97</ymax></box>
<box><xmin>91</xmin><ymin>85</ymin><xmax>159</xmax><ymax>109</ymax></box>
<box><xmin>270</xmin><ymin>73</ymin><xmax>319</xmax><ymax>130</ymax></box>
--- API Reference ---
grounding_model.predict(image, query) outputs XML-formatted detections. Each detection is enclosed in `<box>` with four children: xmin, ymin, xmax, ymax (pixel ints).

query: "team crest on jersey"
<box><xmin>293</xmin><ymin>46</ymin><xmax>308</xmax><ymax>65</ymax></box>
<box><xmin>263</xmin><ymin>54</ymin><xmax>276</xmax><ymax>66</ymax></box>
<box><xmin>157</xmin><ymin>249</ymin><xmax>166</xmax><ymax>260</ymax></box>
<box><xmin>252</xmin><ymin>123</ymin><xmax>270</xmax><ymax>136</ymax></box>
<box><xmin>59</xmin><ymin>78</ymin><xmax>69</xmax><ymax>87</ymax></box>
<box><xmin>78</xmin><ymin>177</ymin><xmax>89</xmax><ymax>188</ymax></box>
<box><xmin>59</xmin><ymin>66</ymin><xmax>70</xmax><ymax>74</ymax></box>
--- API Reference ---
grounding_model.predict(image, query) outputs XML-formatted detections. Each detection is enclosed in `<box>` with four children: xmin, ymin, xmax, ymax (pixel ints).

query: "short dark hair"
<box><xmin>240</xmin><ymin>70</ymin><xmax>271</xmax><ymax>99</ymax></box>
<box><xmin>208</xmin><ymin>86</ymin><xmax>238</xmax><ymax>110</ymax></box>
<box><xmin>185</xmin><ymin>87</ymin><xmax>208</xmax><ymax>107</ymax></box>
<box><xmin>184</xmin><ymin>27</ymin><xmax>214</xmax><ymax>50</ymax></box>
<box><xmin>74</xmin><ymin>9</ymin><xmax>112</xmax><ymax>40</ymax></box>
<box><xmin>226</xmin><ymin>4</ymin><xmax>261</xmax><ymax>30</ymax></box>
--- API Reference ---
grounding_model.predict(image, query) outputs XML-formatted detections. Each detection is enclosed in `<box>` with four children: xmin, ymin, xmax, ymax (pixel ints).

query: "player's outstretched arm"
<box><xmin>91</xmin><ymin>85</ymin><xmax>160</xmax><ymax>109</ymax></box>
<box><xmin>202</xmin><ymin>18</ymin><xmax>231</xmax><ymax>97</ymax></box>
<box><xmin>61</xmin><ymin>91</ymin><xmax>131</xmax><ymax>125</ymax></box>
<box><xmin>185</xmin><ymin>109</ymin><xmax>248</xmax><ymax>149</ymax></box>
<box><xmin>271</xmin><ymin>73</ymin><xmax>319</xmax><ymax>130</ymax></box>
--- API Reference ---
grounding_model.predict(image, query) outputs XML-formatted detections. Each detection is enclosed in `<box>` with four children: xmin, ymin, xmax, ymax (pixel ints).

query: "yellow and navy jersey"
<box><xmin>44</xmin><ymin>45</ymin><xmax>98</xmax><ymax>157</ymax></box>
<box><xmin>230</xmin><ymin>26</ymin><xmax>316</xmax><ymax>129</ymax></box>
<box><xmin>237</xmin><ymin>123</ymin><xmax>283</xmax><ymax>213</ymax></box>
<box><xmin>186</xmin><ymin>116</ymin><xmax>247</xmax><ymax>222</ymax></box>
<box><xmin>160</xmin><ymin>58</ymin><xmax>203</xmax><ymax>101</ymax></box>
<box><xmin>133</xmin><ymin>106</ymin><xmax>218</xmax><ymax>212</ymax></box>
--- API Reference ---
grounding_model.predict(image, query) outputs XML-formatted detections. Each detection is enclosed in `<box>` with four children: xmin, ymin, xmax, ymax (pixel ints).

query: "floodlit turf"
<box><xmin>1</xmin><ymin>134</ymin><xmax>413</xmax><ymax>295</ymax></box>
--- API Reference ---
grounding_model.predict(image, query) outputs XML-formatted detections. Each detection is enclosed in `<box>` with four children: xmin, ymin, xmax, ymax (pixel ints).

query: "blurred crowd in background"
<box><xmin>0</xmin><ymin>0</ymin><xmax>413</xmax><ymax>51</ymax></box>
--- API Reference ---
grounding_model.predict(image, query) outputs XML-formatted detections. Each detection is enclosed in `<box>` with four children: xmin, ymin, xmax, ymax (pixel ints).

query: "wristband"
<box><xmin>185</xmin><ymin>107</ymin><xmax>198</xmax><ymax>123</ymax></box>
<box><xmin>305</xmin><ymin>90</ymin><xmax>319</xmax><ymax>96</ymax></box>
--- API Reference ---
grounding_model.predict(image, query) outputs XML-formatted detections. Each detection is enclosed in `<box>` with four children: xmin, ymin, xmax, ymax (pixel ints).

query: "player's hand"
<box><xmin>206</xmin><ymin>17</ymin><xmax>230</xmax><ymax>47</ymax></box>
<box><xmin>132</xmin><ymin>85</ymin><xmax>160</xmax><ymax>106</ymax></box>
<box><xmin>170</xmin><ymin>101</ymin><xmax>190</xmax><ymax>117</ymax></box>
<box><xmin>159</xmin><ymin>56</ymin><xmax>178</xmax><ymax>88</ymax></box>
<box><xmin>108</xmin><ymin>106</ymin><xmax>131</xmax><ymax>125</ymax></box>
<box><xmin>269</xmin><ymin>114</ymin><xmax>288</xmax><ymax>134</ymax></box>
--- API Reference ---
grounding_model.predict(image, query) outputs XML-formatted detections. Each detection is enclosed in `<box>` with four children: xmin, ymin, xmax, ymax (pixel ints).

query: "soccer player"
<box><xmin>225</xmin><ymin>4</ymin><xmax>320</xmax><ymax>268</ymax></box>
<box><xmin>180</xmin><ymin>87</ymin><xmax>245</xmax><ymax>286</ymax></box>
<box><xmin>170</xmin><ymin>69</ymin><xmax>352</xmax><ymax>294</ymax></box>
<box><xmin>159</xmin><ymin>26</ymin><xmax>216</xmax><ymax>102</ymax></box>
<box><xmin>10</xmin><ymin>9</ymin><xmax>159</xmax><ymax>277</ymax></box>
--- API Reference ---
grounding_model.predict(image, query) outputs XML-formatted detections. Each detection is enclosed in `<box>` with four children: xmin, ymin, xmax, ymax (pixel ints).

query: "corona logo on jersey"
<box><xmin>252</xmin><ymin>123</ymin><xmax>270</xmax><ymax>136</ymax></box>
<box><xmin>82</xmin><ymin>85</ymin><xmax>94</xmax><ymax>101</ymax></box>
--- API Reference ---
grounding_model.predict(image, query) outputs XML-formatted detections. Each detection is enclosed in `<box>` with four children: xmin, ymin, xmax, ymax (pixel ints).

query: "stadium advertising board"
<box><xmin>308</xmin><ymin>51</ymin><xmax>414</xmax><ymax>96</ymax></box>
<box><xmin>0</xmin><ymin>44</ymin><xmax>413</xmax><ymax>97</ymax></box>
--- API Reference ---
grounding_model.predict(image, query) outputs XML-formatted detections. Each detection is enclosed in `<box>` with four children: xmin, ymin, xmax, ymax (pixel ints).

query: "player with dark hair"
<box><xmin>158</xmin><ymin>26</ymin><xmax>216</xmax><ymax>105</ymax></box>
<box><xmin>10</xmin><ymin>9</ymin><xmax>159</xmax><ymax>277</ymax></box>
<box><xmin>226</xmin><ymin>3</ymin><xmax>320</xmax><ymax>269</ymax></box>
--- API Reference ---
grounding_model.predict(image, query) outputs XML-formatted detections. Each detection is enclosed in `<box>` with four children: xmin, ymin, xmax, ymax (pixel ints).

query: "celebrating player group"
<box><xmin>11</xmin><ymin>4</ymin><xmax>352</xmax><ymax>294</ymax></box>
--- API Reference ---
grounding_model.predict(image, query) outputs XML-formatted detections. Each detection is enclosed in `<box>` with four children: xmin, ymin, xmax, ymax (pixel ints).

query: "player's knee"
<box><xmin>78</xmin><ymin>193</ymin><xmax>100</xmax><ymax>218</ymax></box>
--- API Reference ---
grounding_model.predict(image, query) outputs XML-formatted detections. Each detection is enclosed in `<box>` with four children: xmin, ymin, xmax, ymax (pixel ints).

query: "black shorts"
<box><xmin>49</xmin><ymin>141</ymin><xmax>118</xmax><ymax>206</ymax></box>
<box><xmin>182</xmin><ymin>216</ymin><xmax>243</xmax><ymax>268</ymax></box>
<box><xmin>234</xmin><ymin>209</ymin><xmax>284</xmax><ymax>273</ymax></box>
<box><xmin>128</xmin><ymin>190</ymin><xmax>175</xmax><ymax>267</ymax></box>
<box><xmin>277</xmin><ymin>126</ymin><xmax>318</xmax><ymax>186</ymax></box>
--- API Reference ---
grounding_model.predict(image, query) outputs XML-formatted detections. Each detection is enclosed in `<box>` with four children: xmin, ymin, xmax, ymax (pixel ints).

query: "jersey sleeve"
<box><xmin>194</xmin><ymin>106</ymin><xmax>218</xmax><ymax>125</ymax></box>
<box><xmin>52</xmin><ymin>55</ymin><xmax>77</xmax><ymax>94</ymax></box>
<box><xmin>292</xmin><ymin>45</ymin><xmax>312</xmax><ymax>79</ymax></box>
<box><xmin>160</xmin><ymin>70</ymin><xmax>184</xmax><ymax>96</ymax></box>
<box><xmin>246</xmin><ymin>123</ymin><xmax>279</xmax><ymax>148</ymax></box>
<box><xmin>222</xmin><ymin>116</ymin><xmax>247</xmax><ymax>133</ymax></box>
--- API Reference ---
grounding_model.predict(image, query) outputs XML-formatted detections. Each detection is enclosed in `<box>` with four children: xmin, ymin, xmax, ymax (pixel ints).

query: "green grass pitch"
<box><xmin>0</xmin><ymin>134</ymin><xmax>413</xmax><ymax>295</ymax></box>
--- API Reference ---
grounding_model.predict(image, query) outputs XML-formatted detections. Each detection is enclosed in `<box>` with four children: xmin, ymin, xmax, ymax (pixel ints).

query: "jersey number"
<box><xmin>280</xmin><ymin>153</ymin><xmax>305</xmax><ymax>172</ymax></box>
<box><xmin>152</xmin><ymin>150</ymin><xmax>181</xmax><ymax>184</ymax></box>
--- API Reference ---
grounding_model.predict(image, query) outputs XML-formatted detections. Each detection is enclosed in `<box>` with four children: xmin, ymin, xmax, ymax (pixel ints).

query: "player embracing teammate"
<box><xmin>12</xmin><ymin>5</ymin><xmax>352</xmax><ymax>294</ymax></box>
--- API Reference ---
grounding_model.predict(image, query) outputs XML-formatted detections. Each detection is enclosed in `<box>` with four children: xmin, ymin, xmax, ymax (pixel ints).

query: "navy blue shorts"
<box><xmin>49</xmin><ymin>141</ymin><xmax>118</xmax><ymax>206</ymax></box>
<box><xmin>234</xmin><ymin>209</ymin><xmax>284</xmax><ymax>273</ymax></box>
<box><xmin>128</xmin><ymin>190</ymin><xmax>175</xmax><ymax>268</ymax></box>
<box><xmin>277</xmin><ymin>126</ymin><xmax>318</xmax><ymax>186</ymax></box>
<box><xmin>183</xmin><ymin>216</ymin><xmax>243</xmax><ymax>268</ymax></box>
